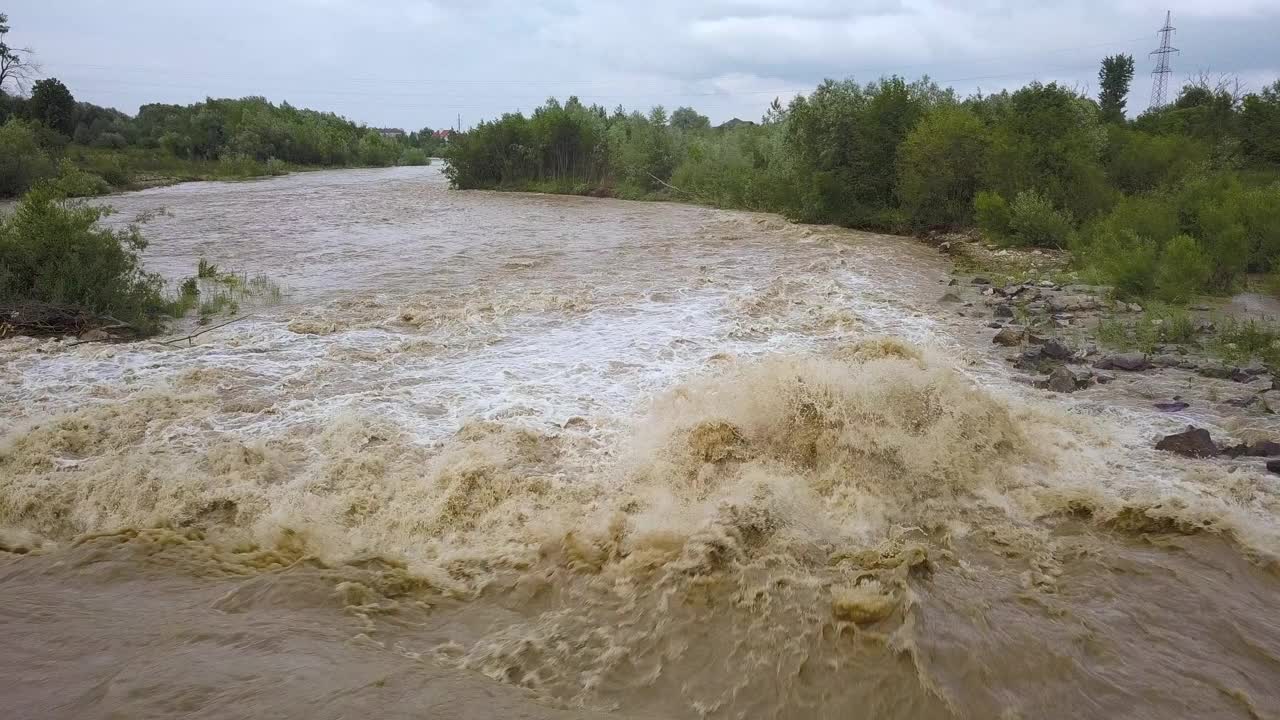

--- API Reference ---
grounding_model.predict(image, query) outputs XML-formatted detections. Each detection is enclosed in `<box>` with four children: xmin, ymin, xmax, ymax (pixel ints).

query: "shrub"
<box><xmin>51</xmin><ymin>160</ymin><xmax>111</xmax><ymax>198</ymax></box>
<box><xmin>974</xmin><ymin>191</ymin><xmax>1011</xmax><ymax>239</ymax></box>
<box><xmin>896</xmin><ymin>105</ymin><xmax>989</xmax><ymax>229</ymax></box>
<box><xmin>399</xmin><ymin>148</ymin><xmax>430</xmax><ymax>166</ymax></box>
<box><xmin>1154</xmin><ymin>234</ymin><xmax>1213</xmax><ymax>302</ymax></box>
<box><xmin>265</xmin><ymin>157</ymin><xmax>288</xmax><ymax>176</ymax></box>
<box><xmin>0</xmin><ymin>185</ymin><xmax>171</xmax><ymax>333</ymax></box>
<box><xmin>90</xmin><ymin>132</ymin><xmax>128</xmax><ymax>150</ymax></box>
<box><xmin>1005</xmin><ymin>189</ymin><xmax>1074</xmax><ymax>247</ymax></box>
<box><xmin>0</xmin><ymin>119</ymin><xmax>55</xmax><ymax>197</ymax></box>
<box><xmin>1085</xmin><ymin>229</ymin><xmax>1159</xmax><ymax>298</ymax></box>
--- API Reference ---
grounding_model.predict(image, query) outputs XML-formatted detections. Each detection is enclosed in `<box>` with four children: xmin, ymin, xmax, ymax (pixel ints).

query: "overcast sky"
<box><xmin>5</xmin><ymin>1</ymin><xmax>1278</xmax><ymax>130</ymax></box>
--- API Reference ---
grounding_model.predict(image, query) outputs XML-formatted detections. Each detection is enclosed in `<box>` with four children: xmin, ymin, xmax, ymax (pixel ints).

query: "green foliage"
<box><xmin>1241</xmin><ymin>81</ymin><xmax>1280</xmax><ymax>167</ymax></box>
<box><xmin>981</xmin><ymin>82</ymin><xmax>1111</xmax><ymax>220</ymax></box>
<box><xmin>670</xmin><ymin>107</ymin><xmax>711</xmax><ymax>133</ymax></box>
<box><xmin>974</xmin><ymin>191</ymin><xmax>1011</xmax><ymax>238</ymax></box>
<box><xmin>1154</xmin><ymin>234</ymin><xmax>1213</xmax><ymax>302</ymax></box>
<box><xmin>0</xmin><ymin>118</ymin><xmax>53</xmax><ymax>197</ymax></box>
<box><xmin>1105</xmin><ymin>125</ymin><xmax>1209</xmax><ymax>194</ymax></box>
<box><xmin>0</xmin><ymin>186</ymin><xmax>170</xmax><ymax>332</ymax></box>
<box><xmin>51</xmin><ymin>159</ymin><xmax>110</xmax><ymax>198</ymax></box>
<box><xmin>1096</xmin><ymin>304</ymin><xmax>1195</xmax><ymax>353</ymax></box>
<box><xmin>1005</xmin><ymin>189</ymin><xmax>1074</xmax><ymax>247</ymax></box>
<box><xmin>29</xmin><ymin>78</ymin><xmax>76</xmax><ymax>137</ymax></box>
<box><xmin>1098</xmin><ymin>54</ymin><xmax>1135</xmax><ymax>124</ymax></box>
<box><xmin>896</xmin><ymin>105</ymin><xmax>988</xmax><ymax>228</ymax></box>
<box><xmin>399</xmin><ymin>147</ymin><xmax>430</xmax><ymax>166</ymax></box>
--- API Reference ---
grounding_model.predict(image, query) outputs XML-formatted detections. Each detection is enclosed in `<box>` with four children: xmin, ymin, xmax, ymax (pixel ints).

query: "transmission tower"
<box><xmin>1148</xmin><ymin>10</ymin><xmax>1178</xmax><ymax>109</ymax></box>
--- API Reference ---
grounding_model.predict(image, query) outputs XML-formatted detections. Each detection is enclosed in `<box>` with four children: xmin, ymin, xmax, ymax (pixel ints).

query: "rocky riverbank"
<box><xmin>936</xmin><ymin>236</ymin><xmax>1280</xmax><ymax>472</ymax></box>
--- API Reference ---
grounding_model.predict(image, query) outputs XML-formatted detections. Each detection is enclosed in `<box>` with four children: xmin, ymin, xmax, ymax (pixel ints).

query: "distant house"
<box><xmin>377</xmin><ymin>128</ymin><xmax>406</xmax><ymax>139</ymax></box>
<box><xmin>432</xmin><ymin>129</ymin><xmax>454</xmax><ymax>142</ymax></box>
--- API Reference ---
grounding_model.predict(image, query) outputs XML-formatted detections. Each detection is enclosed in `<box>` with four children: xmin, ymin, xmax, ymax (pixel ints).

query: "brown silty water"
<box><xmin>2</xmin><ymin>167</ymin><xmax>1279</xmax><ymax>720</ymax></box>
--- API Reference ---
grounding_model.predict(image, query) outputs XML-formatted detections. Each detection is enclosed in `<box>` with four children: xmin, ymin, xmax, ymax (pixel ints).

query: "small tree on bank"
<box><xmin>1099</xmin><ymin>54</ymin><xmax>1136</xmax><ymax>124</ymax></box>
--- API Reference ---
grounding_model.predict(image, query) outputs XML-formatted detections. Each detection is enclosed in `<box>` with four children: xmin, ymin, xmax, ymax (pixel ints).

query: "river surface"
<box><xmin>2</xmin><ymin>166</ymin><xmax>1280</xmax><ymax>719</ymax></box>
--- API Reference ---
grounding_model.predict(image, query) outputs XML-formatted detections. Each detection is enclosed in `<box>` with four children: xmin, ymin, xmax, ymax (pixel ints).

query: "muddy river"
<box><xmin>2</xmin><ymin>166</ymin><xmax>1278</xmax><ymax>719</ymax></box>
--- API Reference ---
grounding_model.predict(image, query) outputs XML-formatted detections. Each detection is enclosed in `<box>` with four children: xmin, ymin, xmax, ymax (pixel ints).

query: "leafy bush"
<box><xmin>974</xmin><ymin>191</ymin><xmax>1011</xmax><ymax>238</ymax></box>
<box><xmin>896</xmin><ymin>105</ymin><xmax>989</xmax><ymax>228</ymax></box>
<box><xmin>0</xmin><ymin>119</ymin><xmax>55</xmax><ymax>197</ymax></box>
<box><xmin>1005</xmin><ymin>189</ymin><xmax>1074</xmax><ymax>247</ymax></box>
<box><xmin>1082</xmin><ymin>229</ymin><xmax>1159</xmax><ymax>298</ymax></box>
<box><xmin>0</xmin><ymin>186</ymin><xmax>170</xmax><ymax>333</ymax></box>
<box><xmin>1154</xmin><ymin>234</ymin><xmax>1213</xmax><ymax>302</ymax></box>
<box><xmin>399</xmin><ymin>148</ymin><xmax>430</xmax><ymax>166</ymax></box>
<box><xmin>51</xmin><ymin>160</ymin><xmax>111</xmax><ymax>198</ymax></box>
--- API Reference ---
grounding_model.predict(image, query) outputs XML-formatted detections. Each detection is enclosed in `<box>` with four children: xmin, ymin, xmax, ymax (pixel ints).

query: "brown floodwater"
<box><xmin>2</xmin><ymin>166</ymin><xmax>1280</xmax><ymax>719</ymax></box>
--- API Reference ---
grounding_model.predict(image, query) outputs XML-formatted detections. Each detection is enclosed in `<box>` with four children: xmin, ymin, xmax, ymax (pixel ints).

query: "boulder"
<box><xmin>1267</xmin><ymin>459</ymin><xmax>1280</xmax><ymax>475</ymax></box>
<box><xmin>1039</xmin><ymin>338</ymin><xmax>1073</xmax><ymax>361</ymax></box>
<box><xmin>939</xmin><ymin>292</ymin><xmax>962</xmax><ymax>303</ymax></box>
<box><xmin>1195</xmin><ymin>362</ymin><xmax>1239</xmax><ymax>380</ymax></box>
<box><xmin>1222</xmin><ymin>440</ymin><xmax>1280</xmax><ymax>458</ymax></box>
<box><xmin>1261</xmin><ymin>390</ymin><xmax>1280</xmax><ymax>414</ymax></box>
<box><xmin>971</xmin><ymin>277</ymin><xmax>991</xmax><ymax>285</ymax></box>
<box><xmin>994</xmin><ymin>305</ymin><xmax>1014</xmax><ymax>319</ymax></box>
<box><xmin>1047</xmin><ymin>294</ymin><xmax>1101</xmax><ymax>312</ymax></box>
<box><xmin>992</xmin><ymin>327</ymin><xmax>1025</xmax><ymax>347</ymax></box>
<box><xmin>1094</xmin><ymin>352</ymin><xmax>1149</xmax><ymax>371</ymax></box>
<box><xmin>1045</xmin><ymin>366</ymin><xmax>1080</xmax><ymax>393</ymax></box>
<box><xmin>1154</xmin><ymin>427</ymin><xmax>1219</xmax><ymax>458</ymax></box>
<box><xmin>986</xmin><ymin>321</ymin><xmax>1004</xmax><ymax>329</ymax></box>
<box><xmin>1154</xmin><ymin>401</ymin><xmax>1190</xmax><ymax>412</ymax></box>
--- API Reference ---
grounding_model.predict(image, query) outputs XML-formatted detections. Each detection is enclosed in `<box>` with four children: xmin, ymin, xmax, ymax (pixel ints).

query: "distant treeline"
<box><xmin>0</xmin><ymin>82</ymin><xmax>446</xmax><ymax>197</ymax></box>
<box><xmin>445</xmin><ymin>63</ymin><xmax>1280</xmax><ymax>303</ymax></box>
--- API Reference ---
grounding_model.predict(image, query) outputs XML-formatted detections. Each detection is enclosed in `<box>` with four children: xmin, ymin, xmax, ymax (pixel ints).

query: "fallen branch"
<box><xmin>648</xmin><ymin>173</ymin><xmax>694</xmax><ymax>197</ymax></box>
<box><xmin>161</xmin><ymin>314</ymin><xmax>255</xmax><ymax>347</ymax></box>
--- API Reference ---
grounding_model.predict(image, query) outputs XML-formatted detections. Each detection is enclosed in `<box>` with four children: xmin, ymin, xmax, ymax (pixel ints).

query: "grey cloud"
<box><xmin>4</xmin><ymin>0</ymin><xmax>1277</xmax><ymax>128</ymax></box>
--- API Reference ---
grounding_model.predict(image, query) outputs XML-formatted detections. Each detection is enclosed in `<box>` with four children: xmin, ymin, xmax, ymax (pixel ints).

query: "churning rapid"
<box><xmin>2</xmin><ymin>167</ymin><xmax>1279</xmax><ymax>720</ymax></box>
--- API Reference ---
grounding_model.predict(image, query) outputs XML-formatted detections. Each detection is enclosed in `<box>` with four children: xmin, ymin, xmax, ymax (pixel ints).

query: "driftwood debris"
<box><xmin>0</xmin><ymin>302</ymin><xmax>135</xmax><ymax>341</ymax></box>
<box><xmin>161</xmin><ymin>315</ymin><xmax>254</xmax><ymax>347</ymax></box>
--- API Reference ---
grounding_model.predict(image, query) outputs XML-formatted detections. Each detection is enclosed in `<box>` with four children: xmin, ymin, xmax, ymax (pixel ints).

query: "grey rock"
<box><xmin>971</xmin><ymin>277</ymin><xmax>992</xmax><ymax>285</ymax></box>
<box><xmin>1094</xmin><ymin>371</ymin><xmax>1116</xmax><ymax>384</ymax></box>
<box><xmin>1025</xmin><ymin>301</ymin><xmax>1048</xmax><ymax>313</ymax></box>
<box><xmin>1261</xmin><ymin>391</ymin><xmax>1280</xmax><ymax>414</ymax></box>
<box><xmin>1094</xmin><ymin>352</ymin><xmax>1150</xmax><ymax>371</ymax></box>
<box><xmin>1154</xmin><ymin>401</ymin><xmax>1190</xmax><ymax>412</ymax></box>
<box><xmin>1151</xmin><ymin>354</ymin><xmax>1184</xmax><ymax>368</ymax></box>
<box><xmin>1196</xmin><ymin>362</ymin><xmax>1238</xmax><ymax>380</ymax></box>
<box><xmin>1242</xmin><ymin>361</ymin><xmax>1268</xmax><ymax>376</ymax></box>
<box><xmin>939</xmin><ymin>292</ymin><xmax>962</xmax><ymax>303</ymax></box>
<box><xmin>1047</xmin><ymin>294</ymin><xmax>1101</xmax><ymax>312</ymax></box>
<box><xmin>1223</xmin><ymin>440</ymin><xmax>1280</xmax><ymax>458</ymax></box>
<box><xmin>994</xmin><ymin>305</ymin><xmax>1014</xmax><ymax>318</ymax></box>
<box><xmin>1045</xmin><ymin>366</ymin><xmax>1080</xmax><ymax>393</ymax></box>
<box><xmin>1040</xmin><ymin>339</ymin><xmax>1073</xmax><ymax>360</ymax></box>
<box><xmin>1154</xmin><ymin>427</ymin><xmax>1219</xmax><ymax>458</ymax></box>
<box><xmin>992</xmin><ymin>327</ymin><xmax>1025</xmax><ymax>347</ymax></box>
<box><xmin>986</xmin><ymin>321</ymin><xmax>1004</xmax><ymax>329</ymax></box>
<box><xmin>1267</xmin><ymin>459</ymin><xmax>1280</xmax><ymax>475</ymax></box>
<box><xmin>947</xmin><ymin>278</ymin><xmax>958</xmax><ymax>286</ymax></box>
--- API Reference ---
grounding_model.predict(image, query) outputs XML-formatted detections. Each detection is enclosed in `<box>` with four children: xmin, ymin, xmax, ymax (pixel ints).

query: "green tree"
<box><xmin>1240</xmin><ymin>80</ymin><xmax>1280</xmax><ymax>167</ymax></box>
<box><xmin>0</xmin><ymin>118</ymin><xmax>53</xmax><ymax>196</ymax></box>
<box><xmin>896</xmin><ymin>105</ymin><xmax>989</xmax><ymax>228</ymax></box>
<box><xmin>670</xmin><ymin>106</ymin><xmax>711</xmax><ymax>133</ymax></box>
<box><xmin>29</xmin><ymin>78</ymin><xmax>75</xmax><ymax>137</ymax></box>
<box><xmin>1098</xmin><ymin>54</ymin><xmax>1135</xmax><ymax>124</ymax></box>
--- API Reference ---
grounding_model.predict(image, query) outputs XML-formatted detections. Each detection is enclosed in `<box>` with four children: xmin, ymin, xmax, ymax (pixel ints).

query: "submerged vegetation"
<box><xmin>446</xmin><ymin>61</ymin><xmax>1280</xmax><ymax>306</ymax></box>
